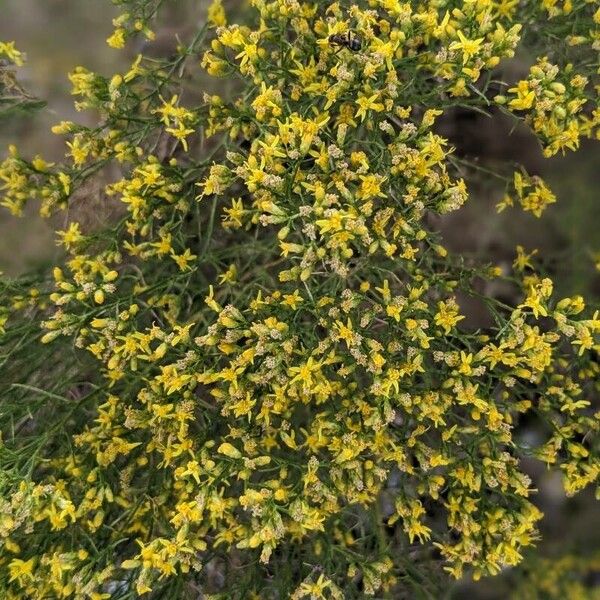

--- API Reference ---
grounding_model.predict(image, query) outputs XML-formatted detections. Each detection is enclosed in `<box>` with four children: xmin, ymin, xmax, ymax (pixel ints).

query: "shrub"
<box><xmin>0</xmin><ymin>0</ymin><xmax>599</xmax><ymax>597</ymax></box>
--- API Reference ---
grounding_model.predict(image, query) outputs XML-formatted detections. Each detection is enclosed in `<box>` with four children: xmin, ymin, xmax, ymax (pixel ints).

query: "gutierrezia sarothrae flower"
<box><xmin>207</xmin><ymin>0</ymin><xmax>227</xmax><ymax>28</ymax></box>
<box><xmin>0</xmin><ymin>40</ymin><xmax>25</xmax><ymax>66</ymax></box>
<box><xmin>0</xmin><ymin>0</ymin><xmax>599</xmax><ymax>598</ymax></box>
<box><xmin>498</xmin><ymin>56</ymin><xmax>595</xmax><ymax>157</ymax></box>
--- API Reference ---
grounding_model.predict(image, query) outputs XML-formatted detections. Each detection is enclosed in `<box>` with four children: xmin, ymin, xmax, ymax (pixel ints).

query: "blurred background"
<box><xmin>1</xmin><ymin>1</ymin><xmax>599</xmax><ymax>596</ymax></box>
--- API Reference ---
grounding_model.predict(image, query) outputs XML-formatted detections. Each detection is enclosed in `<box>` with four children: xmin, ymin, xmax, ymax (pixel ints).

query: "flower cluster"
<box><xmin>0</xmin><ymin>41</ymin><xmax>43</xmax><ymax>123</ymax></box>
<box><xmin>0</xmin><ymin>41</ymin><xmax>24</xmax><ymax>67</ymax></box>
<box><xmin>106</xmin><ymin>0</ymin><xmax>159</xmax><ymax>49</ymax></box>
<box><xmin>497</xmin><ymin>56</ymin><xmax>598</xmax><ymax>157</ymax></box>
<box><xmin>510</xmin><ymin>551</ymin><xmax>600</xmax><ymax>599</ymax></box>
<box><xmin>497</xmin><ymin>171</ymin><xmax>557</xmax><ymax>218</ymax></box>
<box><xmin>0</xmin><ymin>0</ymin><xmax>599</xmax><ymax>598</ymax></box>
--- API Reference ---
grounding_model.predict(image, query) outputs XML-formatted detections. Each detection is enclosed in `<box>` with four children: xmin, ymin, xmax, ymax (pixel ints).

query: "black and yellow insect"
<box><xmin>328</xmin><ymin>31</ymin><xmax>362</xmax><ymax>51</ymax></box>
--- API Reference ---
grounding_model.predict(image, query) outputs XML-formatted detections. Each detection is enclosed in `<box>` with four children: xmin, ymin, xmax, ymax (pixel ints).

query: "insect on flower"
<box><xmin>328</xmin><ymin>31</ymin><xmax>362</xmax><ymax>52</ymax></box>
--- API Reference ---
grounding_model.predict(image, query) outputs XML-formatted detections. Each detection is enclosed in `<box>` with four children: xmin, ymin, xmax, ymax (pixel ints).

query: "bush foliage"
<box><xmin>0</xmin><ymin>0</ymin><xmax>599</xmax><ymax>597</ymax></box>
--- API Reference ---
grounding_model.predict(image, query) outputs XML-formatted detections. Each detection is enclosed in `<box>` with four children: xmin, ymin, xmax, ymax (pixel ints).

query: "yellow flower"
<box><xmin>334</xmin><ymin>318</ymin><xmax>355</xmax><ymax>348</ymax></box>
<box><xmin>218</xmin><ymin>264</ymin><xmax>238</xmax><ymax>284</ymax></box>
<box><xmin>207</xmin><ymin>0</ymin><xmax>227</xmax><ymax>27</ymax></box>
<box><xmin>449</xmin><ymin>31</ymin><xmax>484</xmax><ymax>63</ymax></box>
<box><xmin>8</xmin><ymin>557</ymin><xmax>35</xmax><ymax>583</ymax></box>
<box><xmin>57</xmin><ymin>222</ymin><xmax>84</xmax><ymax>249</ymax></box>
<box><xmin>355</xmin><ymin>92</ymin><xmax>385</xmax><ymax>121</ymax></box>
<box><xmin>281</xmin><ymin>290</ymin><xmax>303</xmax><ymax>309</ymax></box>
<box><xmin>296</xmin><ymin>573</ymin><xmax>336</xmax><ymax>599</ymax></box>
<box><xmin>170</xmin><ymin>248</ymin><xmax>197</xmax><ymax>271</ymax></box>
<box><xmin>0</xmin><ymin>41</ymin><xmax>25</xmax><ymax>66</ymax></box>
<box><xmin>357</xmin><ymin>174</ymin><xmax>386</xmax><ymax>200</ymax></box>
<box><xmin>218</xmin><ymin>442</ymin><xmax>242</xmax><ymax>459</ymax></box>
<box><xmin>288</xmin><ymin>356</ymin><xmax>321</xmax><ymax>388</ymax></box>
<box><xmin>107</xmin><ymin>27</ymin><xmax>126</xmax><ymax>49</ymax></box>
<box><xmin>434</xmin><ymin>299</ymin><xmax>465</xmax><ymax>334</ymax></box>
<box><xmin>508</xmin><ymin>80</ymin><xmax>535</xmax><ymax>110</ymax></box>
<box><xmin>230</xmin><ymin>392</ymin><xmax>256</xmax><ymax>418</ymax></box>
